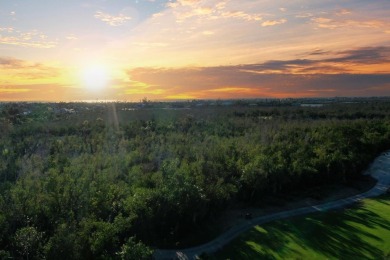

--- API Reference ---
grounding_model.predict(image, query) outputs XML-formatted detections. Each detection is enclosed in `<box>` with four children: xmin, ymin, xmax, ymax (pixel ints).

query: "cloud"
<box><xmin>261</xmin><ymin>19</ymin><xmax>287</xmax><ymax>27</ymax></box>
<box><xmin>111</xmin><ymin>0</ymin><xmax>390</xmax><ymax>68</ymax></box>
<box><xmin>206</xmin><ymin>87</ymin><xmax>258</xmax><ymax>93</ymax></box>
<box><xmin>131</xmin><ymin>41</ymin><xmax>169</xmax><ymax>47</ymax></box>
<box><xmin>65</xmin><ymin>35</ymin><xmax>78</xmax><ymax>40</ymax></box>
<box><xmin>0</xmin><ymin>28</ymin><xmax>57</xmax><ymax>48</ymax></box>
<box><xmin>202</xmin><ymin>30</ymin><xmax>214</xmax><ymax>35</ymax></box>
<box><xmin>295</xmin><ymin>13</ymin><xmax>313</xmax><ymax>19</ymax></box>
<box><xmin>306</xmin><ymin>49</ymin><xmax>330</xmax><ymax>56</ymax></box>
<box><xmin>312</xmin><ymin>17</ymin><xmax>386</xmax><ymax>29</ymax></box>
<box><xmin>60</xmin><ymin>45</ymin><xmax>390</xmax><ymax>101</ymax></box>
<box><xmin>0</xmin><ymin>83</ymin><xmax>72</xmax><ymax>101</ymax></box>
<box><xmin>0</xmin><ymin>86</ymin><xmax>30</xmax><ymax>93</ymax></box>
<box><xmin>330</xmin><ymin>47</ymin><xmax>390</xmax><ymax>64</ymax></box>
<box><xmin>0</xmin><ymin>27</ymin><xmax>14</xmax><ymax>32</ymax></box>
<box><xmin>125</xmin><ymin>66</ymin><xmax>390</xmax><ymax>99</ymax></box>
<box><xmin>94</xmin><ymin>11</ymin><xmax>131</xmax><ymax>26</ymax></box>
<box><xmin>219</xmin><ymin>11</ymin><xmax>262</xmax><ymax>21</ymax></box>
<box><xmin>240</xmin><ymin>46</ymin><xmax>390</xmax><ymax>74</ymax></box>
<box><xmin>0</xmin><ymin>57</ymin><xmax>60</xmax><ymax>79</ymax></box>
<box><xmin>0</xmin><ymin>57</ymin><xmax>25</xmax><ymax>68</ymax></box>
<box><xmin>166</xmin><ymin>0</ymin><xmax>263</xmax><ymax>23</ymax></box>
<box><xmin>336</xmin><ymin>9</ymin><xmax>351</xmax><ymax>16</ymax></box>
<box><xmin>240</xmin><ymin>59</ymin><xmax>315</xmax><ymax>73</ymax></box>
<box><xmin>116</xmin><ymin>1</ymin><xmax>296</xmax><ymax>67</ymax></box>
<box><xmin>167</xmin><ymin>0</ymin><xmax>202</xmax><ymax>8</ymax></box>
<box><xmin>121</xmin><ymin>46</ymin><xmax>390</xmax><ymax>99</ymax></box>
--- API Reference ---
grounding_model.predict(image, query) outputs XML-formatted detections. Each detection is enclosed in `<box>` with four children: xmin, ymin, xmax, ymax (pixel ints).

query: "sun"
<box><xmin>81</xmin><ymin>64</ymin><xmax>110</xmax><ymax>91</ymax></box>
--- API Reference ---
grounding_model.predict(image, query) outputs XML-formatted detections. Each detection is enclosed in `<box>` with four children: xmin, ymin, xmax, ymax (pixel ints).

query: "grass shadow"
<box><xmin>214</xmin><ymin>195</ymin><xmax>390</xmax><ymax>259</ymax></box>
<box><xmin>283</xmin><ymin>206</ymin><xmax>388</xmax><ymax>258</ymax></box>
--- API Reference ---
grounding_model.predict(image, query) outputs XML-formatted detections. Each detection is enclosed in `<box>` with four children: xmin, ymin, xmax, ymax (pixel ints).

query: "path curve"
<box><xmin>154</xmin><ymin>151</ymin><xmax>390</xmax><ymax>260</ymax></box>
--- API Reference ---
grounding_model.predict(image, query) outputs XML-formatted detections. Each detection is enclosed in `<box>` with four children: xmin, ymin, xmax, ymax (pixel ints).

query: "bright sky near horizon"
<box><xmin>0</xmin><ymin>0</ymin><xmax>389</xmax><ymax>101</ymax></box>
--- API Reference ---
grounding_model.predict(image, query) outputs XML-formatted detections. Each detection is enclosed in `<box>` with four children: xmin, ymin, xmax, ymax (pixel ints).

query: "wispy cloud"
<box><xmin>94</xmin><ymin>11</ymin><xmax>131</xmax><ymax>26</ymax></box>
<box><xmin>131</xmin><ymin>41</ymin><xmax>169</xmax><ymax>47</ymax></box>
<box><xmin>124</xmin><ymin>1</ymin><xmax>390</xmax><ymax>68</ymax></box>
<box><xmin>117</xmin><ymin>1</ymin><xmax>295</xmax><ymax>67</ymax></box>
<box><xmin>65</xmin><ymin>34</ymin><xmax>78</xmax><ymax>40</ymax></box>
<box><xmin>312</xmin><ymin>17</ymin><xmax>386</xmax><ymax>29</ymax></box>
<box><xmin>0</xmin><ymin>28</ymin><xmax>57</xmax><ymax>48</ymax></box>
<box><xmin>330</xmin><ymin>47</ymin><xmax>390</xmax><ymax>64</ymax></box>
<box><xmin>0</xmin><ymin>57</ymin><xmax>60</xmax><ymax>79</ymax></box>
<box><xmin>0</xmin><ymin>27</ymin><xmax>14</xmax><ymax>32</ymax></box>
<box><xmin>219</xmin><ymin>11</ymin><xmax>262</xmax><ymax>21</ymax></box>
<box><xmin>0</xmin><ymin>86</ymin><xmax>31</xmax><ymax>93</ymax></box>
<box><xmin>202</xmin><ymin>30</ymin><xmax>214</xmax><ymax>36</ymax></box>
<box><xmin>336</xmin><ymin>9</ymin><xmax>352</xmax><ymax>16</ymax></box>
<box><xmin>167</xmin><ymin>0</ymin><xmax>202</xmax><ymax>8</ymax></box>
<box><xmin>295</xmin><ymin>13</ymin><xmax>313</xmax><ymax>19</ymax></box>
<box><xmin>261</xmin><ymin>19</ymin><xmax>287</xmax><ymax>27</ymax></box>
<box><xmin>0</xmin><ymin>83</ymin><xmax>76</xmax><ymax>101</ymax></box>
<box><xmin>206</xmin><ymin>87</ymin><xmax>257</xmax><ymax>93</ymax></box>
<box><xmin>165</xmin><ymin>0</ymin><xmax>263</xmax><ymax>23</ymax></box>
<box><xmin>0</xmin><ymin>57</ymin><xmax>25</xmax><ymax>69</ymax></box>
<box><xmin>239</xmin><ymin>47</ymin><xmax>390</xmax><ymax>74</ymax></box>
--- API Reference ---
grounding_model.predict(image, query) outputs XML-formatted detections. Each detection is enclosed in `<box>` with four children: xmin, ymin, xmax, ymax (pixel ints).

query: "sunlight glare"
<box><xmin>81</xmin><ymin>64</ymin><xmax>110</xmax><ymax>91</ymax></box>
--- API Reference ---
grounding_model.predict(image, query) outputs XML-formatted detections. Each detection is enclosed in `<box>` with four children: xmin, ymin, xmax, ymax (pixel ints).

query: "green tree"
<box><xmin>117</xmin><ymin>237</ymin><xmax>153</xmax><ymax>260</ymax></box>
<box><xmin>13</xmin><ymin>226</ymin><xmax>44</xmax><ymax>260</ymax></box>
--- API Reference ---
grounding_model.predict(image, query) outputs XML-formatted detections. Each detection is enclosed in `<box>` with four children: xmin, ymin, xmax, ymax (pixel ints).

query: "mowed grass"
<box><xmin>214</xmin><ymin>194</ymin><xmax>390</xmax><ymax>259</ymax></box>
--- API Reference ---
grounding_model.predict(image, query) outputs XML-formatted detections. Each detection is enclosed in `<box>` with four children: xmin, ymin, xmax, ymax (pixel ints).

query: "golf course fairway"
<box><xmin>214</xmin><ymin>194</ymin><xmax>390</xmax><ymax>259</ymax></box>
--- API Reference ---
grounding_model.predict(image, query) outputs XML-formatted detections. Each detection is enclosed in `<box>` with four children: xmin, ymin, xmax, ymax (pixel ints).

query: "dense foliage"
<box><xmin>1</xmin><ymin>99</ymin><xmax>390</xmax><ymax>259</ymax></box>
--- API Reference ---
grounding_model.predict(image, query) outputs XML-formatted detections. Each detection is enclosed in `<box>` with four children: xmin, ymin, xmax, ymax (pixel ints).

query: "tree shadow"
<box><xmin>282</xmin><ymin>206</ymin><xmax>388</xmax><ymax>258</ymax></box>
<box><xmin>213</xmin><ymin>225</ymin><xmax>303</xmax><ymax>259</ymax></box>
<box><xmin>214</xmin><ymin>196</ymin><xmax>390</xmax><ymax>259</ymax></box>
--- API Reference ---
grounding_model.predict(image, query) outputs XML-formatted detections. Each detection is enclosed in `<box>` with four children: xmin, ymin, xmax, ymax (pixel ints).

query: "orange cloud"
<box><xmin>206</xmin><ymin>87</ymin><xmax>258</xmax><ymax>93</ymax></box>
<box><xmin>220</xmin><ymin>11</ymin><xmax>262</xmax><ymax>21</ymax></box>
<box><xmin>0</xmin><ymin>57</ymin><xmax>61</xmax><ymax>80</ymax></box>
<box><xmin>0</xmin><ymin>87</ymin><xmax>31</xmax><ymax>93</ymax></box>
<box><xmin>165</xmin><ymin>93</ymin><xmax>198</xmax><ymax>100</ymax></box>
<box><xmin>124</xmin><ymin>48</ymin><xmax>390</xmax><ymax>100</ymax></box>
<box><xmin>0</xmin><ymin>84</ymin><xmax>72</xmax><ymax>101</ymax></box>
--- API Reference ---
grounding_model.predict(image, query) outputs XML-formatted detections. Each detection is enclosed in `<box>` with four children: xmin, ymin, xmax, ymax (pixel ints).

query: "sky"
<box><xmin>0</xmin><ymin>0</ymin><xmax>389</xmax><ymax>101</ymax></box>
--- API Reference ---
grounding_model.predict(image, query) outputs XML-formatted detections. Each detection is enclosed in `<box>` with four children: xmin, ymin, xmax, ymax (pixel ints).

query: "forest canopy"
<box><xmin>1</xmin><ymin>98</ymin><xmax>390</xmax><ymax>259</ymax></box>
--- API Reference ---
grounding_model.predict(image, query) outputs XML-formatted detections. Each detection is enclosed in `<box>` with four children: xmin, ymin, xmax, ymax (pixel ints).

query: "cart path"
<box><xmin>154</xmin><ymin>151</ymin><xmax>390</xmax><ymax>260</ymax></box>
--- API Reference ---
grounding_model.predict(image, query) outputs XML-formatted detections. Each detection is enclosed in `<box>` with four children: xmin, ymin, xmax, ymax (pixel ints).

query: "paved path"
<box><xmin>154</xmin><ymin>151</ymin><xmax>390</xmax><ymax>260</ymax></box>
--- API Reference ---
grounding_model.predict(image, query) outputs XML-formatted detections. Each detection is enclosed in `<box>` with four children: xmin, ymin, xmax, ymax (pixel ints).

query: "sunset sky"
<box><xmin>0</xmin><ymin>0</ymin><xmax>389</xmax><ymax>101</ymax></box>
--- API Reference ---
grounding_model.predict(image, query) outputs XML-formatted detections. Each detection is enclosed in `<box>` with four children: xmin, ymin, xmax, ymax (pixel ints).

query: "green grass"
<box><xmin>214</xmin><ymin>194</ymin><xmax>390</xmax><ymax>259</ymax></box>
